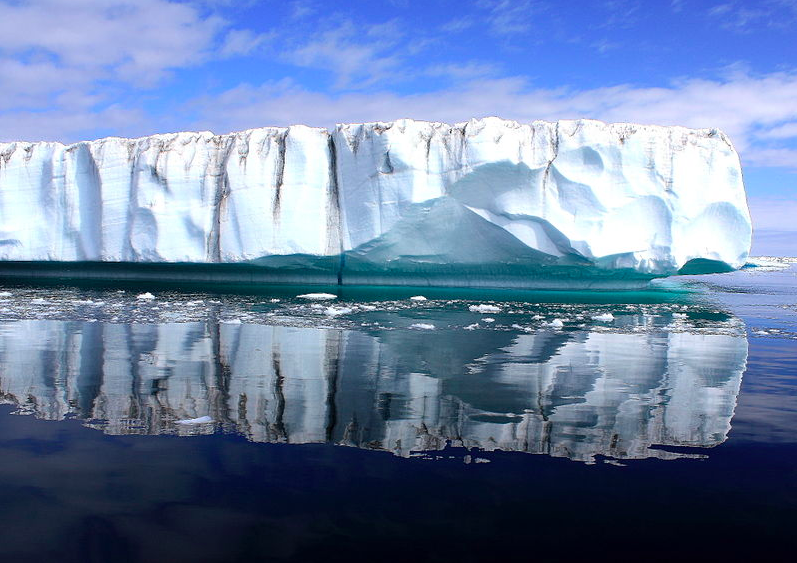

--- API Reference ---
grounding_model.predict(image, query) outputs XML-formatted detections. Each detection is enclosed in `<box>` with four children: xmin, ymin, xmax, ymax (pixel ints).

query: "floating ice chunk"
<box><xmin>592</xmin><ymin>313</ymin><xmax>615</xmax><ymax>322</ymax></box>
<box><xmin>469</xmin><ymin>304</ymin><xmax>501</xmax><ymax>314</ymax></box>
<box><xmin>221</xmin><ymin>318</ymin><xmax>242</xmax><ymax>324</ymax></box>
<box><xmin>298</xmin><ymin>293</ymin><xmax>337</xmax><ymax>300</ymax></box>
<box><xmin>410</xmin><ymin>323</ymin><xmax>436</xmax><ymax>330</ymax></box>
<box><xmin>325</xmin><ymin>306</ymin><xmax>352</xmax><ymax>316</ymax></box>
<box><xmin>464</xmin><ymin>323</ymin><xmax>480</xmax><ymax>330</ymax></box>
<box><xmin>175</xmin><ymin>416</ymin><xmax>213</xmax><ymax>425</ymax></box>
<box><xmin>137</xmin><ymin>292</ymin><xmax>155</xmax><ymax>300</ymax></box>
<box><xmin>30</xmin><ymin>298</ymin><xmax>47</xmax><ymax>305</ymax></box>
<box><xmin>269</xmin><ymin>298</ymin><xmax>281</xmax><ymax>303</ymax></box>
<box><xmin>410</xmin><ymin>296</ymin><xmax>428</xmax><ymax>301</ymax></box>
<box><xmin>548</xmin><ymin>319</ymin><xmax>564</xmax><ymax>329</ymax></box>
<box><xmin>0</xmin><ymin>291</ymin><xmax>12</xmax><ymax>297</ymax></box>
<box><xmin>672</xmin><ymin>312</ymin><xmax>688</xmax><ymax>319</ymax></box>
<box><xmin>185</xmin><ymin>300</ymin><xmax>204</xmax><ymax>306</ymax></box>
<box><xmin>482</xmin><ymin>317</ymin><xmax>495</xmax><ymax>323</ymax></box>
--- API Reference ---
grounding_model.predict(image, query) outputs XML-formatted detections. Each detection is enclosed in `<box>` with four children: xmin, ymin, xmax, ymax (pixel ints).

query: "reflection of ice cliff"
<box><xmin>0</xmin><ymin>319</ymin><xmax>747</xmax><ymax>462</ymax></box>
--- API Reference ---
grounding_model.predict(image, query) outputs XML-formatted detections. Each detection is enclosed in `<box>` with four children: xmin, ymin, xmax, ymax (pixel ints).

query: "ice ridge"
<box><xmin>0</xmin><ymin>118</ymin><xmax>752</xmax><ymax>288</ymax></box>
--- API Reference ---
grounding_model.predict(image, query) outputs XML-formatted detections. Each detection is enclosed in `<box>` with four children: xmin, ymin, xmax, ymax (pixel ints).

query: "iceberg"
<box><xmin>0</xmin><ymin>118</ymin><xmax>752</xmax><ymax>289</ymax></box>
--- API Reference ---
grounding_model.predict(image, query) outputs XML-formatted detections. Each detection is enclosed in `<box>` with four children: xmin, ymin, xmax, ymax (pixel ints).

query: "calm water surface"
<box><xmin>0</xmin><ymin>260</ymin><xmax>795</xmax><ymax>562</ymax></box>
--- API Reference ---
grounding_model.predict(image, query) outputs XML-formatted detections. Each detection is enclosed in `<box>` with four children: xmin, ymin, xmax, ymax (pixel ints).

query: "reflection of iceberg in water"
<box><xmin>0</xmin><ymin>317</ymin><xmax>747</xmax><ymax>462</ymax></box>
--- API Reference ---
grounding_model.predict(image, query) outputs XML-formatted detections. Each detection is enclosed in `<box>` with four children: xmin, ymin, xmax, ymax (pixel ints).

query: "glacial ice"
<box><xmin>0</xmin><ymin>118</ymin><xmax>752</xmax><ymax>288</ymax></box>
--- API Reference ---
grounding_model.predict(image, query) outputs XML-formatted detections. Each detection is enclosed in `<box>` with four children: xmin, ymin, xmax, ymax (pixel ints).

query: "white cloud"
<box><xmin>480</xmin><ymin>0</ymin><xmax>543</xmax><ymax>37</ymax></box>
<box><xmin>425</xmin><ymin>62</ymin><xmax>500</xmax><ymax>81</ymax></box>
<box><xmin>0</xmin><ymin>0</ymin><xmax>225</xmax><ymax>85</ymax></box>
<box><xmin>188</xmin><ymin>71</ymin><xmax>797</xmax><ymax>168</ymax></box>
<box><xmin>220</xmin><ymin>29</ymin><xmax>273</xmax><ymax>58</ymax></box>
<box><xmin>285</xmin><ymin>19</ymin><xmax>407</xmax><ymax>88</ymax></box>
<box><xmin>707</xmin><ymin>0</ymin><xmax>797</xmax><ymax>31</ymax></box>
<box><xmin>0</xmin><ymin>105</ymin><xmax>150</xmax><ymax>143</ymax></box>
<box><xmin>757</xmin><ymin>122</ymin><xmax>797</xmax><ymax>139</ymax></box>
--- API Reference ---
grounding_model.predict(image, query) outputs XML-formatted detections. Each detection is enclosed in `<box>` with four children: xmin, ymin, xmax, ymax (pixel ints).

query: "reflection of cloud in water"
<box><xmin>0</xmin><ymin>317</ymin><xmax>747</xmax><ymax>463</ymax></box>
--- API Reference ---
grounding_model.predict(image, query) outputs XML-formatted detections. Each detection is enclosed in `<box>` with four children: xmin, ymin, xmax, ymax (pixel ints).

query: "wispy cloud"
<box><xmin>285</xmin><ymin>19</ymin><xmax>408</xmax><ymax>89</ymax></box>
<box><xmin>185</xmin><ymin>70</ymin><xmax>797</xmax><ymax>170</ymax></box>
<box><xmin>478</xmin><ymin>0</ymin><xmax>546</xmax><ymax>37</ymax></box>
<box><xmin>424</xmin><ymin>62</ymin><xmax>500</xmax><ymax>81</ymax></box>
<box><xmin>756</xmin><ymin>122</ymin><xmax>797</xmax><ymax>139</ymax></box>
<box><xmin>220</xmin><ymin>29</ymin><xmax>273</xmax><ymax>58</ymax></box>
<box><xmin>708</xmin><ymin>0</ymin><xmax>797</xmax><ymax>31</ymax></box>
<box><xmin>0</xmin><ymin>0</ymin><xmax>225</xmax><ymax>86</ymax></box>
<box><xmin>0</xmin><ymin>0</ymin><xmax>267</xmax><ymax>139</ymax></box>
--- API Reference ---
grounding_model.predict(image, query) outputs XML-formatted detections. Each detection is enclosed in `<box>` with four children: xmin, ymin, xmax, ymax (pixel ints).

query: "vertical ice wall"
<box><xmin>0</xmin><ymin>118</ymin><xmax>752</xmax><ymax>277</ymax></box>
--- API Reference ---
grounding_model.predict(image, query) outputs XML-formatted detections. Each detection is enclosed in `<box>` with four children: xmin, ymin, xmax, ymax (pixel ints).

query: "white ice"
<box><xmin>0</xmin><ymin>118</ymin><xmax>752</xmax><ymax>282</ymax></box>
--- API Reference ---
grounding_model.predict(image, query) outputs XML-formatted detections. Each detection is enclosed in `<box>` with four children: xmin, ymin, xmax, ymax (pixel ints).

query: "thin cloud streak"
<box><xmin>187</xmin><ymin>71</ymin><xmax>797</xmax><ymax>170</ymax></box>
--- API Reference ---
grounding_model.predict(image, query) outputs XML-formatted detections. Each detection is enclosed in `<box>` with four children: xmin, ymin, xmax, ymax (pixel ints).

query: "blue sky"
<box><xmin>1</xmin><ymin>0</ymin><xmax>795</xmax><ymax>253</ymax></box>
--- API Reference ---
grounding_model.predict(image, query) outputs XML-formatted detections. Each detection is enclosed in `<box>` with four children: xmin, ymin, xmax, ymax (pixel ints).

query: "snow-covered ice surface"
<box><xmin>0</xmin><ymin>118</ymin><xmax>751</xmax><ymax>288</ymax></box>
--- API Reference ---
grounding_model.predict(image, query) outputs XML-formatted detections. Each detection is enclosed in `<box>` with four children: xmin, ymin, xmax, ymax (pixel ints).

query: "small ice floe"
<box><xmin>221</xmin><ymin>318</ymin><xmax>242</xmax><ymax>324</ymax></box>
<box><xmin>532</xmin><ymin>314</ymin><xmax>544</xmax><ymax>320</ymax></box>
<box><xmin>0</xmin><ymin>291</ymin><xmax>12</xmax><ymax>297</ymax></box>
<box><xmin>548</xmin><ymin>318</ymin><xmax>564</xmax><ymax>329</ymax></box>
<box><xmin>469</xmin><ymin>304</ymin><xmax>501</xmax><ymax>314</ymax></box>
<box><xmin>269</xmin><ymin>298</ymin><xmax>281</xmax><ymax>303</ymax></box>
<box><xmin>512</xmin><ymin>323</ymin><xmax>533</xmax><ymax>332</ymax></box>
<box><xmin>672</xmin><ymin>312</ymin><xmax>688</xmax><ymax>319</ymax></box>
<box><xmin>185</xmin><ymin>300</ymin><xmax>204</xmax><ymax>306</ymax></box>
<box><xmin>360</xmin><ymin>304</ymin><xmax>377</xmax><ymax>311</ymax></box>
<box><xmin>410</xmin><ymin>295</ymin><xmax>427</xmax><ymax>301</ymax></box>
<box><xmin>591</xmin><ymin>313</ymin><xmax>615</xmax><ymax>322</ymax></box>
<box><xmin>175</xmin><ymin>416</ymin><xmax>213</xmax><ymax>425</ymax></box>
<box><xmin>410</xmin><ymin>323</ymin><xmax>436</xmax><ymax>330</ymax></box>
<box><xmin>297</xmin><ymin>293</ymin><xmax>337</xmax><ymax>300</ymax></box>
<box><xmin>325</xmin><ymin>306</ymin><xmax>352</xmax><ymax>316</ymax></box>
<box><xmin>464</xmin><ymin>323</ymin><xmax>480</xmax><ymax>330</ymax></box>
<box><xmin>137</xmin><ymin>292</ymin><xmax>155</xmax><ymax>300</ymax></box>
<box><xmin>482</xmin><ymin>317</ymin><xmax>495</xmax><ymax>323</ymax></box>
<box><xmin>30</xmin><ymin>298</ymin><xmax>47</xmax><ymax>305</ymax></box>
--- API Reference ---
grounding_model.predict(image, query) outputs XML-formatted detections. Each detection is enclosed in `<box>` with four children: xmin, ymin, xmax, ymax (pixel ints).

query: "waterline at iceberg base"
<box><xmin>0</xmin><ymin>118</ymin><xmax>752</xmax><ymax>289</ymax></box>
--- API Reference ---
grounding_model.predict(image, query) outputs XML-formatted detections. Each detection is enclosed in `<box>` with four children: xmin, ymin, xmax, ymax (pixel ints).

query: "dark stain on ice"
<box><xmin>380</xmin><ymin>150</ymin><xmax>394</xmax><ymax>174</ymax></box>
<box><xmin>272</xmin><ymin>131</ymin><xmax>287</xmax><ymax>219</ymax></box>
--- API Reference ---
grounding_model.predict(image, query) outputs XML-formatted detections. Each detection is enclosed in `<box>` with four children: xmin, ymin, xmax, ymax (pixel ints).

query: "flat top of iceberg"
<box><xmin>0</xmin><ymin>116</ymin><xmax>733</xmax><ymax>148</ymax></box>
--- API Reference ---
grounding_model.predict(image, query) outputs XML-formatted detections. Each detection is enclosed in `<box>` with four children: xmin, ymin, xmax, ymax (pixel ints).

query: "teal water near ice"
<box><xmin>0</xmin><ymin>258</ymin><xmax>794</xmax><ymax>561</ymax></box>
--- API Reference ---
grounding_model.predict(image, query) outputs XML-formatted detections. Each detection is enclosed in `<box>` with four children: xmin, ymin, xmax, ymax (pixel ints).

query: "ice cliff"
<box><xmin>0</xmin><ymin>118</ymin><xmax>752</xmax><ymax>288</ymax></box>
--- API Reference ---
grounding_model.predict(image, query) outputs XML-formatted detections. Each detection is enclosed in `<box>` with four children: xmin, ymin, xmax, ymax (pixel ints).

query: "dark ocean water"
<box><xmin>0</xmin><ymin>258</ymin><xmax>795</xmax><ymax>562</ymax></box>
